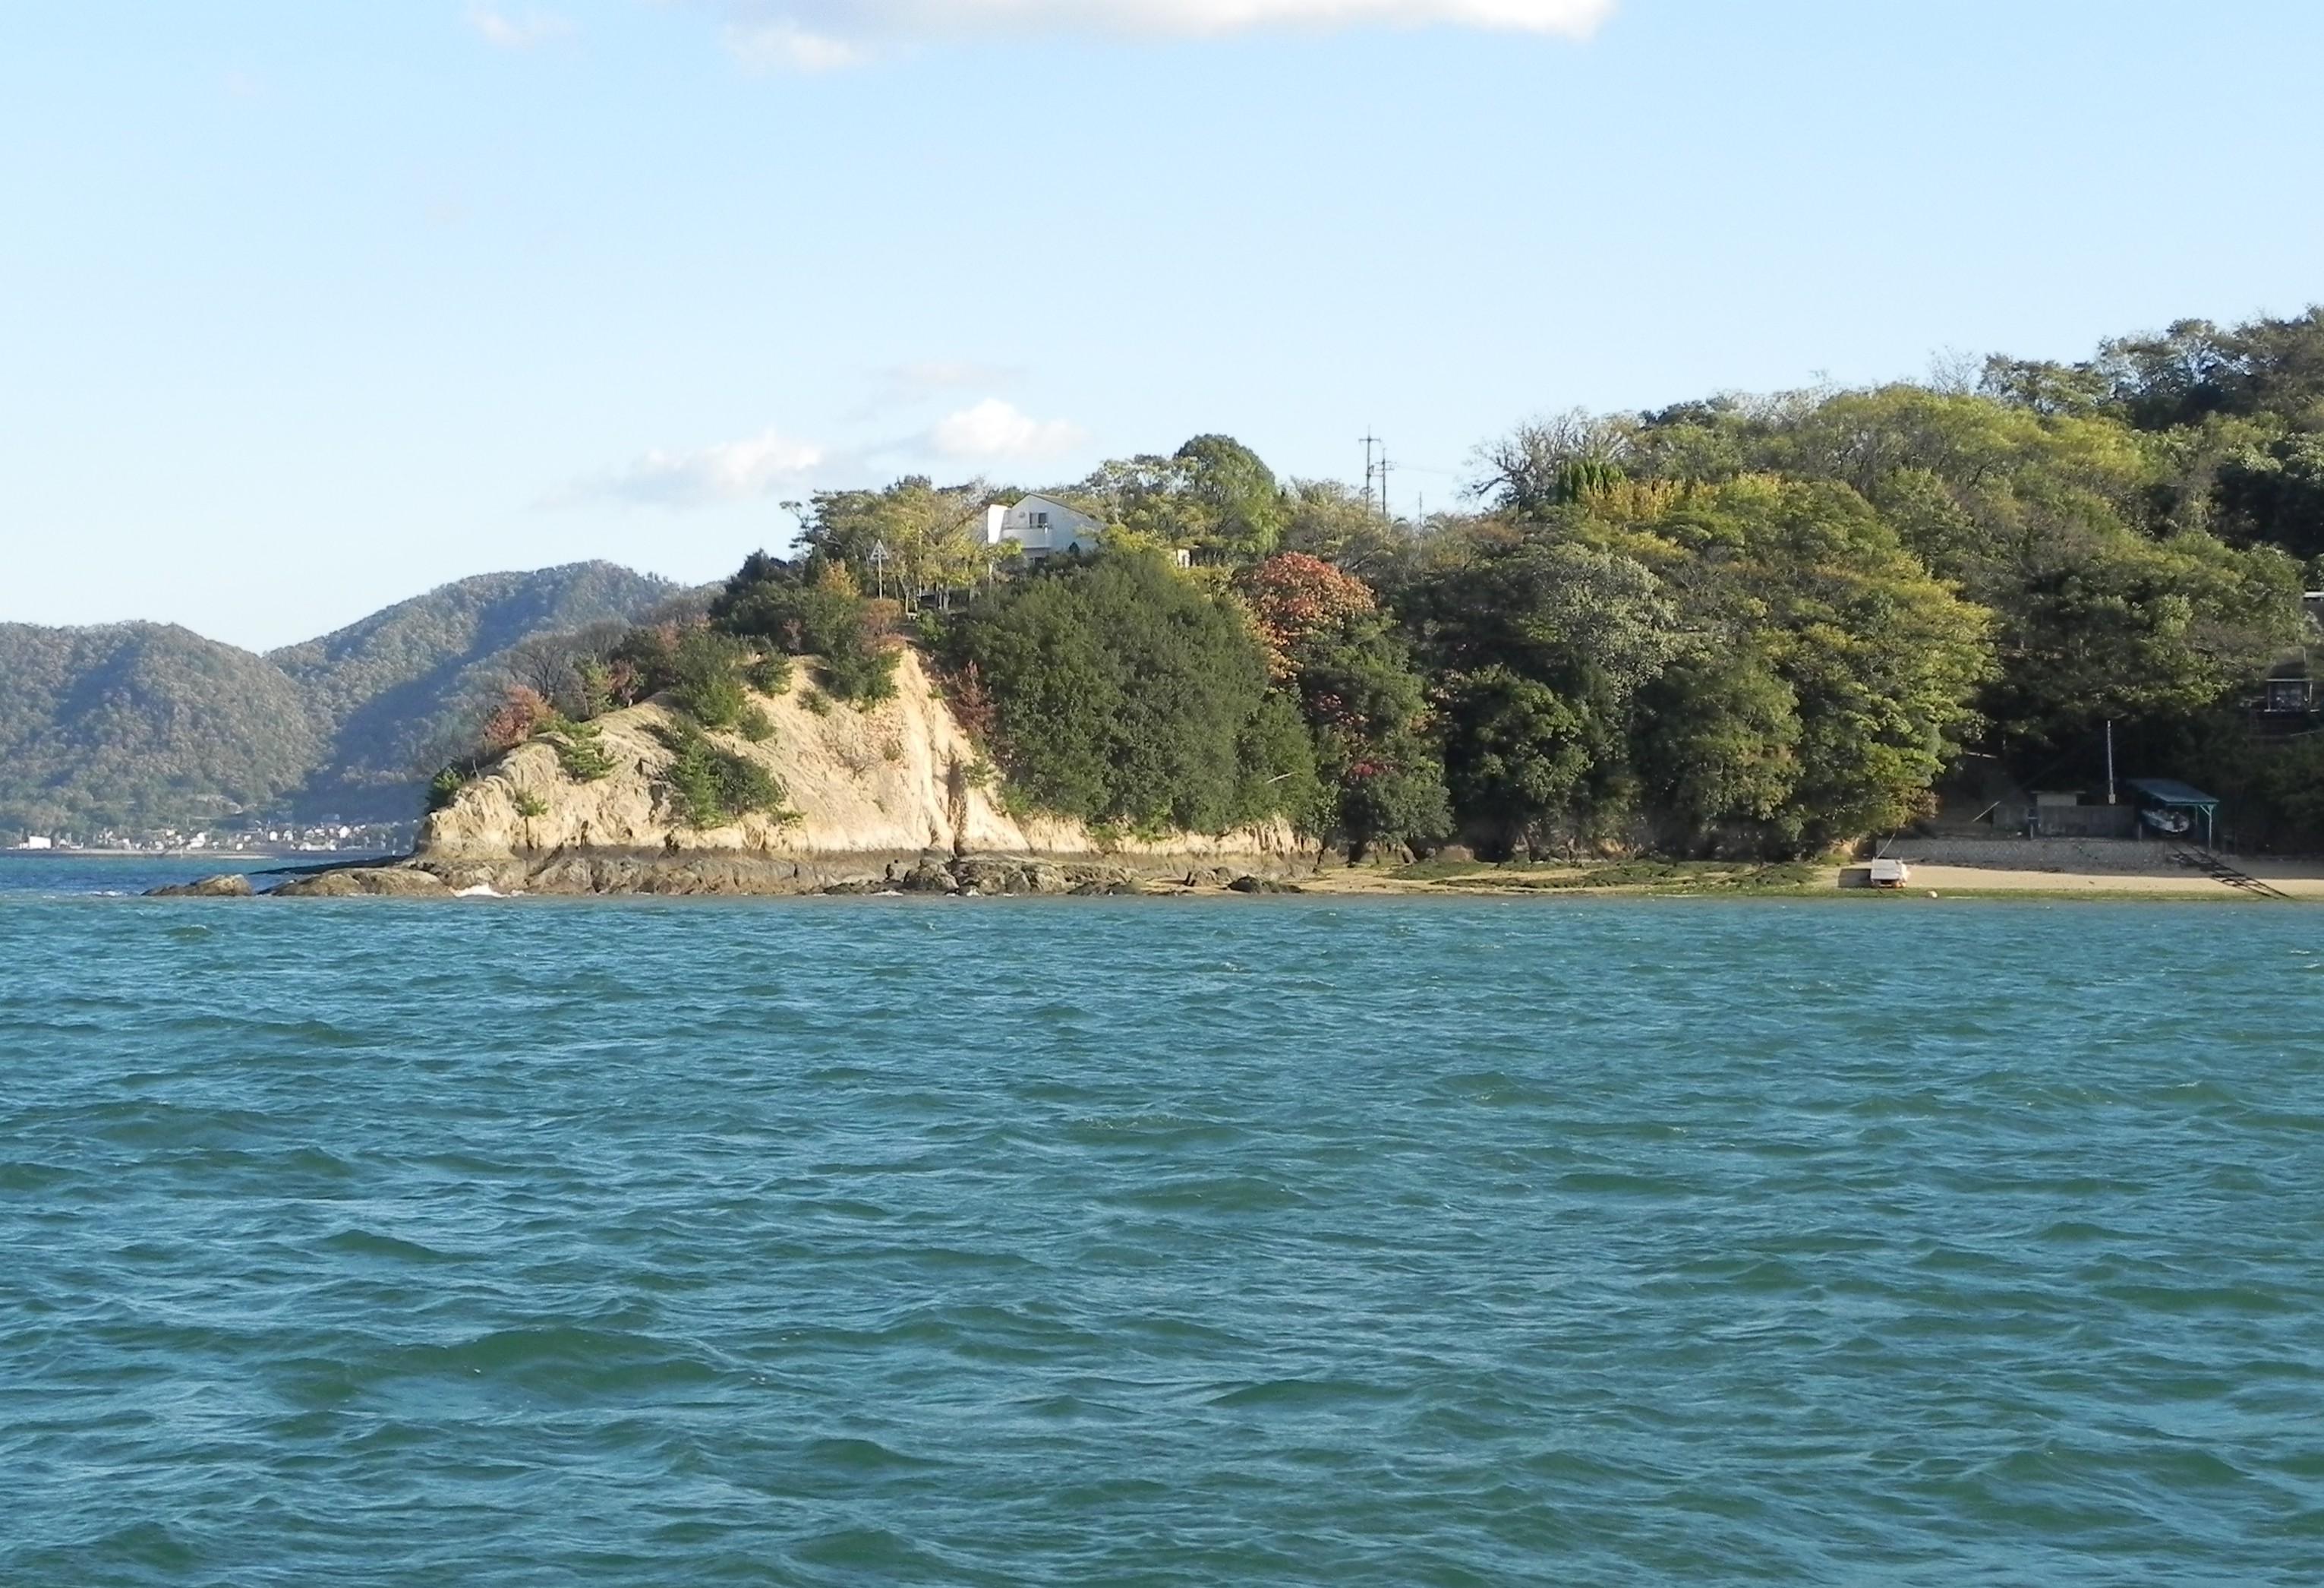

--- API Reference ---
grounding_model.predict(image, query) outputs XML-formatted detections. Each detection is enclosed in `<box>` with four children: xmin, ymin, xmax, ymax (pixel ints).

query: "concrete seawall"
<box><xmin>1878</xmin><ymin>836</ymin><xmax>2187</xmax><ymax>874</ymax></box>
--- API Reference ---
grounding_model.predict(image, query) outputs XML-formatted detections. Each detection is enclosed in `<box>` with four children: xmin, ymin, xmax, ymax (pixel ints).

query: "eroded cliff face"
<box><xmin>419</xmin><ymin>650</ymin><xmax>1018</xmax><ymax>860</ymax></box>
<box><xmin>408</xmin><ymin>648</ymin><xmax>1307</xmax><ymax>894</ymax></box>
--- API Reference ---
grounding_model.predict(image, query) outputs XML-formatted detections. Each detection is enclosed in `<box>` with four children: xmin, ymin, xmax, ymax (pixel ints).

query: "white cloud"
<box><xmin>465</xmin><ymin>5</ymin><xmax>579</xmax><ymax>49</ymax></box>
<box><xmin>926</xmin><ymin>399</ymin><xmax>1086</xmax><ymax>463</ymax></box>
<box><xmin>723</xmin><ymin>22</ymin><xmax>866</xmax><ymax>69</ymax></box>
<box><xmin>885</xmin><ymin>359</ymin><xmax>1020</xmax><ymax>401</ymax></box>
<box><xmin>560</xmin><ymin>428</ymin><xmax>829</xmax><ymax>507</ymax></box>
<box><xmin>711</xmin><ymin>0</ymin><xmax>1612</xmax><ymax>66</ymax></box>
<box><xmin>847</xmin><ymin>358</ymin><xmax>1023</xmax><ymax>419</ymax></box>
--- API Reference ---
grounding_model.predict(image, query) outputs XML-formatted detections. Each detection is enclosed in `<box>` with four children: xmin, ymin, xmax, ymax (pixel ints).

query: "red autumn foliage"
<box><xmin>946</xmin><ymin>660</ymin><xmax>998</xmax><ymax>740</ymax></box>
<box><xmin>1237</xmin><ymin>553</ymin><xmax>1377</xmax><ymax>680</ymax></box>
<box><xmin>601</xmin><ymin>657</ymin><xmax>644</xmax><ymax>708</ymax></box>
<box><xmin>480</xmin><ymin>685</ymin><xmax>556</xmax><ymax>753</ymax></box>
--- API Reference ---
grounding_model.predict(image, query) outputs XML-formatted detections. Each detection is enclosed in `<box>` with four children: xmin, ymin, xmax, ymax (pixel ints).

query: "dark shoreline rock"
<box><xmin>271</xmin><ymin>868</ymin><xmax>449</xmax><ymax>898</ymax></box>
<box><xmin>143</xmin><ymin>873</ymin><xmax>254</xmax><ymax>898</ymax></box>
<box><xmin>257</xmin><ymin>847</ymin><xmax>1313</xmax><ymax>899</ymax></box>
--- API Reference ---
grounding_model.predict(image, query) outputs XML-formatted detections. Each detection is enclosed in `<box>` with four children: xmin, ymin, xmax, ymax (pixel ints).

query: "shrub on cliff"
<box><xmin>710</xmin><ymin>554</ymin><xmax>900</xmax><ymax>706</ymax></box>
<box><xmin>603</xmin><ymin>626</ymin><xmax>765</xmax><ymax>728</ymax></box>
<box><xmin>478</xmin><ymin>686</ymin><xmax>557</xmax><ymax>753</ymax></box>
<box><xmin>536</xmin><ymin>717</ymin><xmax>618</xmax><ymax>781</ymax></box>
<box><xmin>649</xmin><ymin>721</ymin><xmax>793</xmax><ymax>829</ymax></box>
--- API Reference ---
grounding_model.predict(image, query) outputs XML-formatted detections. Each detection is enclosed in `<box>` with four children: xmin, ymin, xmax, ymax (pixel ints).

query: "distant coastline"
<box><xmin>125</xmin><ymin>846</ymin><xmax>2324</xmax><ymax>901</ymax></box>
<box><xmin>3</xmin><ymin>848</ymin><xmax>395</xmax><ymax>862</ymax></box>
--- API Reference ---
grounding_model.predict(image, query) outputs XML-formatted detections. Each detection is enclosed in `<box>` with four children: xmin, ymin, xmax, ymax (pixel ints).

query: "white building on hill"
<box><xmin>981</xmin><ymin>494</ymin><xmax>1103</xmax><ymax>559</ymax></box>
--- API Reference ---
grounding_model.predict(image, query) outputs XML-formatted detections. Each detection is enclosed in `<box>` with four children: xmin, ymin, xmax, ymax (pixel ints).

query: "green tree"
<box><xmin>1436</xmin><ymin>666</ymin><xmax>1598</xmax><ymax>854</ymax></box>
<box><xmin>1237</xmin><ymin>553</ymin><xmax>1449</xmax><ymax>851</ymax></box>
<box><xmin>1405</xmin><ymin>537</ymin><xmax>1683</xmax><ymax>710</ymax></box>
<box><xmin>1471</xmin><ymin>409</ymin><xmax>1637</xmax><ymax>516</ymax></box>
<box><xmin>2215</xmin><ymin>434</ymin><xmax>2324</xmax><ymax>559</ymax></box>
<box><xmin>711</xmin><ymin>554</ymin><xmax>900</xmax><ymax>706</ymax></box>
<box><xmin>1400</xmin><ymin>536</ymin><xmax>1676</xmax><ymax>851</ymax></box>
<box><xmin>799</xmin><ymin>477</ymin><xmax>990</xmax><ymax>609</ymax></box>
<box><xmin>1631</xmin><ymin>649</ymin><xmax>1802</xmax><ymax>851</ymax></box>
<box><xmin>1397</xmin><ymin>475</ymin><xmax>1989</xmax><ymax>854</ymax></box>
<box><xmin>2089</xmin><ymin>311</ymin><xmax>2324</xmax><ymax>432</ymax></box>
<box><xmin>1073</xmin><ymin>435</ymin><xmax>1288</xmax><ymax>564</ymax></box>
<box><xmin>651</xmin><ymin>721</ymin><xmax>793</xmax><ymax>829</ymax></box>
<box><xmin>1276</xmin><ymin>478</ymin><xmax>1408</xmax><ymax>576</ymax></box>
<box><xmin>1173</xmin><ymin>434</ymin><xmax>1286</xmax><ymax>559</ymax></box>
<box><xmin>1649</xmin><ymin>478</ymin><xmax>1994</xmax><ymax>846</ymax></box>
<box><xmin>944</xmin><ymin>551</ymin><xmax>1310</xmax><ymax>832</ymax></box>
<box><xmin>1979</xmin><ymin>530</ymin><xmax>2304</xmax><ymax>748</ymax></box>
<box><xmin>1613</xmin><ymin>380</ymin><xmax>2301</xmax><ymax>785</ymax></box>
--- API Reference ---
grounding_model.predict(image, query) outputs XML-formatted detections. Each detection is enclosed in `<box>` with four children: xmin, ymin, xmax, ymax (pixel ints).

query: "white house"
<box><xmin>981</xmin><ymin>494</ymin><xmax>1103</xmax><ymax>559</ymax></box>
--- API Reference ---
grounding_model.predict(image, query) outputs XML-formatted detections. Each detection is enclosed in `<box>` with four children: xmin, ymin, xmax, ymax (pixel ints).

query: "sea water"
<box><xmin>4</xmin><ymin>860</ymin><xmax>2322</xmax><ymax>1584</ymax></box>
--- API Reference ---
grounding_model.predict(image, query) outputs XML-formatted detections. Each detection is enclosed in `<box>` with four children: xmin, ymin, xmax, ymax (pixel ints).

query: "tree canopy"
<box><xmin>939</xmin><ymin>551</ymin><xmax>1314</xmax><ymax>835</ymax></box>
<box><xmin>355</xmin><ymin>305</ymin><xmax>2324</xmax><ymax>856</ymax></box>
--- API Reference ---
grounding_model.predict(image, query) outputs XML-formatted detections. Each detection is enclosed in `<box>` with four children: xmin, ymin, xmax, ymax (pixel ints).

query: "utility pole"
<box><xmin>1359</xmin><ymin>432</ymin><xmax>1382</xmax><ymax>514</ymax></box>
<box><xmin>2105</xmin><ymin>719</ymin><xmax>2117</xmax><ymax>805</ymax></box>
<box><xmin>1376</xmin><ymin>448</ymin><xmax>1395</xmax><ymax>520</ymax></box>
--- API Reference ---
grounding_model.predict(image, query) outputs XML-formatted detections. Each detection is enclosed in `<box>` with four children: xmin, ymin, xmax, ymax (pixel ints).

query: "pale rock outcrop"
<box><xmin>363</xmin><ymin>648</ymin><xmax>1310</xmax><ymax>897</ymax></box>
<box><xmin>418</xmin><ymin>650</ymin><xmax>1028</xmax><ymax>863</ymax></box>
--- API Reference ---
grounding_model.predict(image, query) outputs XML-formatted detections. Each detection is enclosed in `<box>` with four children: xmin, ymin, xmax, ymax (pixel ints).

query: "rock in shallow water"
<box><xmin>143</xmin><ymin>873</ymin><xmax>254</xmax><ymax>898</ymax></box>
<box><xmin>270</xmin><ymin>868</ymin><xmax>451</xmax><ymax>898</ymax></box>
<box><xmin>891</xmin><ymin>858</ymin><xmax>959</xmax><ymax>894</ymax></box>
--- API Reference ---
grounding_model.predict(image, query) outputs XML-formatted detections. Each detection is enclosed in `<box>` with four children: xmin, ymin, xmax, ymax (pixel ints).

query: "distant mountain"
<box><xmin>0</xmin><ymin>562</ymin><xmax>686</xmax><ymax>840</ymax></box>
<box><xmin>270</xmin><ymin>562</ymin><xmax>684</xmax><ymax>820</ymax></box>
<box><xmin>0</xmin><ymin>623</ymin><xmax>323</xmax><ymax>837</ymax></box>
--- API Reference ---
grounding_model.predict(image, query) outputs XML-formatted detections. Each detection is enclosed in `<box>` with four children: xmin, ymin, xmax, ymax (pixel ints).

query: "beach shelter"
<box><xmin>2126</xmin><ymin>778</ymin><xmax>2221</xmax><ymax>848</ymax></box>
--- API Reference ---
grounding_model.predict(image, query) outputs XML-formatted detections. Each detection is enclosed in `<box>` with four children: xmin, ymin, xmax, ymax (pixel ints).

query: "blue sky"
<box><xmin>5</xmin><ymin>0</ymin><xmax>2322</xmax><ymax>649</ymax></box>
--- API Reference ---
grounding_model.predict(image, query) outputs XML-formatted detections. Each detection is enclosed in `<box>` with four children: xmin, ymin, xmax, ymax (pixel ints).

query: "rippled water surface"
<box><xmin>5</xmin><ymin>869</ymin><xmax>2323</xmax><ymax>1584</ymax></box>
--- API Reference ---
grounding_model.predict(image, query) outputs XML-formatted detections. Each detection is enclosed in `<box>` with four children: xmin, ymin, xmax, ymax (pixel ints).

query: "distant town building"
<box><xmin>16</xmin><ymin>835</ymin><xmax>53</xmax><ymax>850</ymax></box>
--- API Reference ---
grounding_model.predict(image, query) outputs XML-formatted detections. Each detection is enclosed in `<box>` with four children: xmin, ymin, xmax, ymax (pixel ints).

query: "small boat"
<box><xmin>1840</xmin><ymin>857</ymin><xmax>1912</xmax><ymax>889</ymax></box>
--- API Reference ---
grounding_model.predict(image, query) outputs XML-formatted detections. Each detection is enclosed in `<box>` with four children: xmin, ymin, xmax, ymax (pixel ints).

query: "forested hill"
<box><xmin>0</xmin><ymin>624</ymin><xmax>324</xmax><ymax>840</ymax></box>
<box><xmin>269</xmin><ymin>562</ymin><xmax>682</xmax><ymax>820</ymax></box>
<box><xmin>0</xmin><ymin>562</ymin><xmax>682</xmax><ymax>840</ymax></box>
<box><xmin>599</xmin><ymin>306</ymin><xmax>2324</xmax><ymax>860</ymax></box>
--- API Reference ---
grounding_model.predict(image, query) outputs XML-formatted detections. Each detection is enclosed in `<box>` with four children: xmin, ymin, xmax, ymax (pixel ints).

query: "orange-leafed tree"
<box><xmin>1234</xmin><ymin>554</ymin><xmax>1450</xmax><ymax>853</ymax></box>
<box><xmin>1237</xmin><ymin>552</ymin><xmax>1379</xmax><ymax>681</ymax></box>
<box><xmin>479</xmin><ymin>686</ymin><xmax>556</xmax><ymax>753</ymax></box>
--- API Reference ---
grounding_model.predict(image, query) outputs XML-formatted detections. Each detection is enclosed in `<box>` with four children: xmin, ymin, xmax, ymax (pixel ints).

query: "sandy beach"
<box><xmin>1854</xmin><ymin>860</ymin><xmax>2324</xmax><ymax>899</ymax></box>
<box><xmin>1292</xmin><ymin>841</ymin><xmax>2324</xmax><ymax>900</ymax></box>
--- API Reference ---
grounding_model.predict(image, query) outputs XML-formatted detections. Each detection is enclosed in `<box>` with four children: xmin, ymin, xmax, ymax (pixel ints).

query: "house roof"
<box><xmin>2127</xmin><ymin>778</ymin><xmax>2219</xmax><ymax>808</ymax></box>
<box><xmin>1012</xmin><ymin>494</ymin><xmax>1101</xmax><ymax>522</ymax></box>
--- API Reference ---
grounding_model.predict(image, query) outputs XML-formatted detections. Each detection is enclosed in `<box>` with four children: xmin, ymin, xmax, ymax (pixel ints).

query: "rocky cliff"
<box><xmin>386</xmin><ymin>649</ymin><xmax>1310</xmax><ymax>896</ymax></box>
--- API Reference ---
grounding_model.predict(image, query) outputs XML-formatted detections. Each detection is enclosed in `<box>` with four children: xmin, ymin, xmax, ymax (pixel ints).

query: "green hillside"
<box><xmin>0</xmin><ymin>624</ymin><xmax>322</xmax><ymax>836</ymax></box>
<box><xmin>0</xmin><ymin>562</ymin><xmax>681</xmax><ymax>841</ymax></box>
<box><xmin>270</xmin><ymin>562</ymin><xmax>681</xmax><ymax>819</ymax></box>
